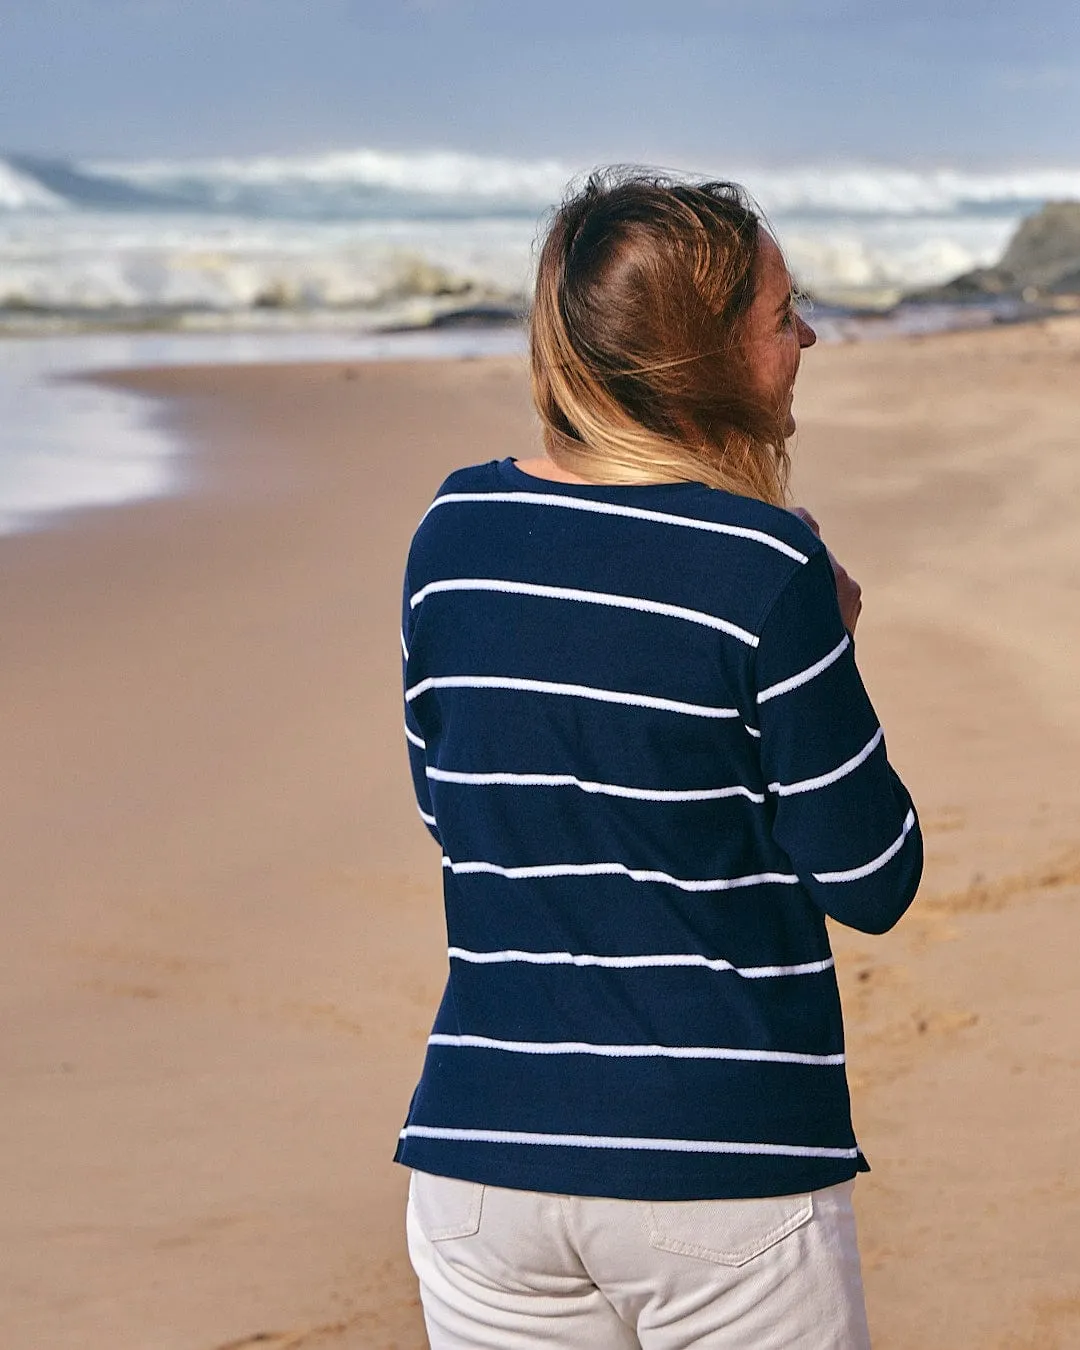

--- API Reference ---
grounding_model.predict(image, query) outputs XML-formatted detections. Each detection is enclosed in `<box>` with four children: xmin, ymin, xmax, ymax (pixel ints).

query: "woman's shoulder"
<box><xmin>617</xmin><ymin>479</ymin><xmax>827</xmax><ymax>580</ymax></box>
<box><xmin>680</xmin><ymin>486</ymin><xmax>822</xmax><ymax>555</ymax></box>
<box><xmin>423</xmin><ymin>459</ymin><xmax>818</xmax><ymax>539</ymax></box>
<box><xmin>404</xmin><ymin>461</ymin><xmax>504</xmax><ymax>568</ymax></box>
<box><xmin>409</xmin><ymin>457</ymin><xmax>824</xmax><ymax>579</ymax></box>
<box><xmin>431</xmin><ymin>460</ymin><xmax>504</xmax><ymax>497</ymax></box>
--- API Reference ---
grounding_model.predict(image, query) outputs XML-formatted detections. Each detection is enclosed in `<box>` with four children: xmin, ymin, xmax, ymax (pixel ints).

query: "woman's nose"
<box><xmin>797</xmin><ymin>314</ymin><xmax>817</xmax><ymax>349</ymax></box>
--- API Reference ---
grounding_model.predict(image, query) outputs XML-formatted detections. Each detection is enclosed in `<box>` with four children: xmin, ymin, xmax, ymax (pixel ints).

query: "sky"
<box><xmin>2</xmin><ymin>0</ymin><xmax>1079</xmax><ymax>167</ymax></box>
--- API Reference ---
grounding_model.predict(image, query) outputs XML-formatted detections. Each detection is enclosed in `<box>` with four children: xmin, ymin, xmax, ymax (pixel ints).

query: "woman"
<box><xmin>396</xmin><ymin>171</ymin><xmax>921</xmax><ymax>1348</ymax></box>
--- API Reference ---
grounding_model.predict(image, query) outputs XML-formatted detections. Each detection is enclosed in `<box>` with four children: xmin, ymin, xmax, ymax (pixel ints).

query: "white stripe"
<box><xmin>410</xmin><ymin>577</ymin><xmax>758</xmax><ymax>647</ymax></box>
<box><xmin>399</xmin><ymin>1124</ymin><xmax>858</xmax><ymax>1160</ymax></box>
<box><xmin>427</xmin><ymin>767</ymin><xmax>763</xmax><ymax>804</ymax></box>
<box><xmin>813</xmin><ymin>808</ymin><xmax>917</xmax><ymax>883</ymax></box>
<box><xmin>400</xmin><ymin>628</ymin><xmax>409</xmax><ymax>660</ymax></box>
<box><xmin>447</xmin><ymin>947</ymin><xmax>835</xmax><ymax>979</ymax></box>
<box><xmin>405</xmin><ymin>723</ymin><xmax>426</xmax><ymax>750</ymax></box>
<box><xmin>744</xmin><ymin>725</ymin><xmax>762</xmax><ymax>738</ymax></box>
<box><xmin>406</xmin><ymin>675</ymin><xmax>739</xmax><ymax>720</ymax></box>
<box><xmin>769</xmin><ymin>727</ymin><xmax>884</xmax><ymax>798</ymax></box>
<box><xmin>757</xmin><ymin>634</ymin><xmax>850</xmax><ymax>705</ymax></box>
<box><xmin>424</xmin><ymin>491</ymin><xmax>810</xmax><ymax>563</ymax></box>
<box><xmin>442</xmin><ymin>856</ymin><xmax>798</xmax><ymax>892</ymax></box>
<box><xmin>429</xmin><ymin>1033</ymin><xmax>844</xmax><ymax>1066</ymax></box>
<box><xmin>418</xmin><ymin>807</ymin><xmax>437</xmax><ymax>827</ymax></box>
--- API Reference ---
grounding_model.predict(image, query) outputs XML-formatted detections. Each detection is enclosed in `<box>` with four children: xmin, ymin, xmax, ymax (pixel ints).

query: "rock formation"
<box><xmin>910</xmin><ymin>201</ymin><xmax>1080</xmax><ymax>302</ymax></box>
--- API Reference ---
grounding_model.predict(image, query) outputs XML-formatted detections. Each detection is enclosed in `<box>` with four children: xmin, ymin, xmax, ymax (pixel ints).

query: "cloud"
<box><xmin>995</xmin><ymin>64</ymin><xmax>1079</xmax><ymax>92</ymax></box>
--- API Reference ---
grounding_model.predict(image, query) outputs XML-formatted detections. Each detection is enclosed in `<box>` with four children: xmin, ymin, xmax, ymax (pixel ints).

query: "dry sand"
<box><xmin>2</xmin><ymin>321</ymin><xmax>1079</xmax><ymax>1349</ymax></box>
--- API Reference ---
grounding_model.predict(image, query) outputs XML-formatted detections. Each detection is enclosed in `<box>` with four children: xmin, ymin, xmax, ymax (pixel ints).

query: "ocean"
<box><xmin>5</xmin><ymin>148</ymin><xmax>1080</xmax><ymax>329</ymax></box>
<box><xmin>2</xmin><ymin>147</ymin><xmax>1079</xmax><ymax>533</ymax></box>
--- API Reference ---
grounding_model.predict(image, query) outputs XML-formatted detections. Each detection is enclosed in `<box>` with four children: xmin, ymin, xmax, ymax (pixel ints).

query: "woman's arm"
<box><xmin>754</xmin><ymin>545</ymin><xmax>922</xmax><ymax>934</ymax></box>
<box><xmin>402</xmin><ymin>572</ymin><xmax>442</xmax><ymax>847</ymax></box>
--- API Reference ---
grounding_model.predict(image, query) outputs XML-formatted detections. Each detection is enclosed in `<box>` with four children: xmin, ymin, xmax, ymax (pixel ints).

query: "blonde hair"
<box><xmin>530</xmin><ymin>170</ymin><xmax>791</xmax><ymax>505</ymax></box>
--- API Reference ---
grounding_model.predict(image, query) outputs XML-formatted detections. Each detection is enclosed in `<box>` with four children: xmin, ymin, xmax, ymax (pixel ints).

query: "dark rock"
<box><xmin>907</xmin><ymin>201</ymin><xmax>1080</xmax><ymax>302</ymax></box>
<box><xmin>909</xmin><ymin>266</ymin><xmax>1017</xmax><ymax>303</ymax></box>
<box><xmin>1048</xmin><ymin>267</ymin><xmax>1080</xmax><ymax>295</ymax></box>
<box><xmin>1000</xmin><ymin>202</ymin><xmax>1080</xmax><ymax>289</ymax></box>
<box><xmin>378</xmin><ymin>303</ymin><xmax>524</xmax><ymax>334</ymax></box>
<box><xmin>426</xmin><ymin>304</ymin><xmax>523</xmax><ymax>329</ymax></box>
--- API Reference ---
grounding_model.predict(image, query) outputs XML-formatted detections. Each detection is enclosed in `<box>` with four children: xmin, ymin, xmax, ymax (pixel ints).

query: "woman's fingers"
<box><xmin>791</xmin><ymin>506</ymin><xmax>820</xmax><ymax>536</ymax></box>
<box><xmin>827</xmin><ymin>548</ymin><xmax>862</xmax><ymax>636</ymax></box>
<box><xmin>792</xmin><ymin>508</ymin><xmax>860</xmax><ymax>635</ymax></box>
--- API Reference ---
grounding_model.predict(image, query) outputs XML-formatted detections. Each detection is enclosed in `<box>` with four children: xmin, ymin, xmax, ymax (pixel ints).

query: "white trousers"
<box><xmin>407</xmin><ymin>1171</ymin><xmax>872</xmax><ymax>1349</ymax></box>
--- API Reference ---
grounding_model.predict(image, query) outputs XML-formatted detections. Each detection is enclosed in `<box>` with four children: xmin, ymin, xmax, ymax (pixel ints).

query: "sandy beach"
<box><xmin>3</xmin><ymin>320</ymin><xmax>1080</xmax><ymax>1349</ymax></box>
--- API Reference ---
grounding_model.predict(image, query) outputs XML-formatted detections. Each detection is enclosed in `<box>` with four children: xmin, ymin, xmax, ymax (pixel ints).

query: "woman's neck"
<box><xmin>513</xmin><ymin>456</ymin><xmax>594</xmax><ymax>485</ymax></box>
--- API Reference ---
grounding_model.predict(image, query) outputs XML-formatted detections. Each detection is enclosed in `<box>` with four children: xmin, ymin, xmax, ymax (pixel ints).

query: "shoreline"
<box><xmin>0</xmin><ymin>327</ymin><xmax>528</xmax><ymax>540</ymax></box>
<box><xmin>3</xmin><ymin>325</ymin><xmax>1080</xmax><ymax>1348</ymax></box>
<box><xmin>3</xmin><ymin>285</ymin><xmax>1071</xmax><ymax>344</ymax></box>
<box><xmin>1</xmin><ymin>306</ymin><xmax>1074</xmax><ymax>542</ymax></box>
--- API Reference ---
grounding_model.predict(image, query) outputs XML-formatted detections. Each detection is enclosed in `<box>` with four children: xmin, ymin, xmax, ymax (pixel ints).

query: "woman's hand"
<box><xmin>791</xmin><ymin>507</ymin><xmax>862</xmax><ymax>636</ymax></box>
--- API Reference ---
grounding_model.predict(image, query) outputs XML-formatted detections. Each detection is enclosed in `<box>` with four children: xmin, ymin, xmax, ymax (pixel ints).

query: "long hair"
<box><xmin>529</xmin><ymin>169</ymin><xmax>791</xmax><ymax>505</ymax></box>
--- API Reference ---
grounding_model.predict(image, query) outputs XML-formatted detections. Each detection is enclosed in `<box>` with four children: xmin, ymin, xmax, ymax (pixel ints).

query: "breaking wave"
<box><xmin>2</xmin><ymin>149</ymin><xmax>573</xmax><ymax>219</ymax></box>
<box><xmin>1</xmin><ymin>148</ymin><xmax>1078</xmax><ymax>324</ymax></box>
<box><xmin>4</xmin><ymin>150</ymin><xmax>1079</xmax><ymax>221</ymax></box>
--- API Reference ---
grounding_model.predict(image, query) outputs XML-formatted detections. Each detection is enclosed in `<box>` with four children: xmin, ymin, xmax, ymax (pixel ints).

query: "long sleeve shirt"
<box><xmin>394</xmin><ymin>457</ymin><xmax>922</xmax><ymax>1200</ymax></box>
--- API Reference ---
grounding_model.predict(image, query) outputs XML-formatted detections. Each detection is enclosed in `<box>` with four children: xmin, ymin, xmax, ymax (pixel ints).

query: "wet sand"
<box><xmin>3</xmin><ymin>322</ymin><xmax>1079</xmax><ymax>1348</ymax></box>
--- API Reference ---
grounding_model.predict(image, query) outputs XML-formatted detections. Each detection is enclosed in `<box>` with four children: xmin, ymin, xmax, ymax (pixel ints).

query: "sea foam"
<box><xmin>0</xmin><ymin>328</ymin><xmax>527</xmax><ymax>536</ymax></box>
<box><xmin>1</xmin><ymin>149</ymin><xmax>1078</xmax><ymax>325</ymax></box>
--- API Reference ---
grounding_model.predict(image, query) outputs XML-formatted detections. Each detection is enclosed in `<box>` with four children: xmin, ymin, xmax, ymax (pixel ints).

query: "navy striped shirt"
<box><xmin>394</xmin><ymin>457</ymin><xmax>922</xmax><ymax>1200</ymax></box>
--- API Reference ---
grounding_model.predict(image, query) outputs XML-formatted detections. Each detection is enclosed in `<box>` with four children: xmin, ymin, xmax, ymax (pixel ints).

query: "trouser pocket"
<box><xmin>410</xmin><ymin>1170</ymin><xmax>485</xmax><ymax>1242</ymax></box>
<box><xmin>647</xmin><ymin>1192</ymin><xmax>813</xmax><ymax>1267</ymax></box>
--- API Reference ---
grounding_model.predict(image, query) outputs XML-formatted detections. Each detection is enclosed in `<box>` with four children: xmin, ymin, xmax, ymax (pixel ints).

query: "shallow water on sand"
<box><xmin>0</xmin><ymin>328</ymin><xmax>527</xmax><ymax>536</ymax></box>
